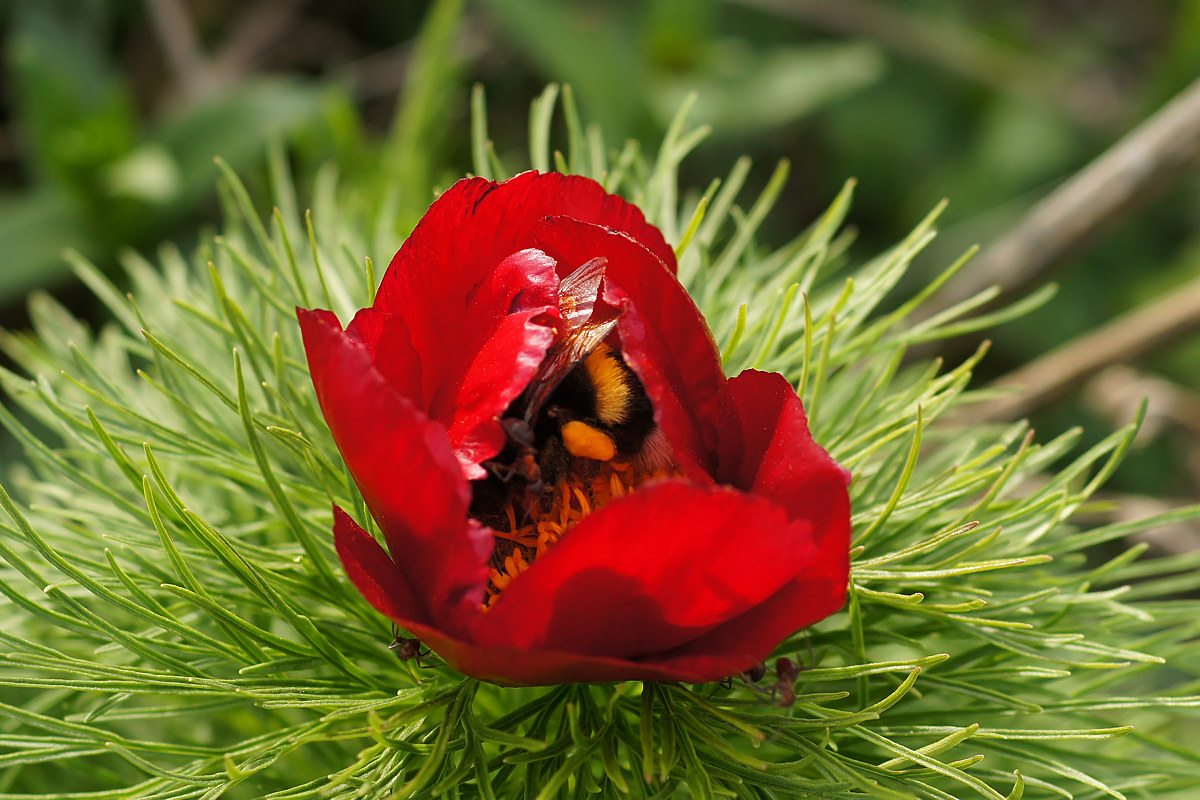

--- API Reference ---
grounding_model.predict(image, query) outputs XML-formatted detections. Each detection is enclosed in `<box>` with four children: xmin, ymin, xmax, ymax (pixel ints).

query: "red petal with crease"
<box><xmin>336</xmin><ymin>502</ymin><xmax>726</xmax><ymax>685</ymax></box>
<box><xmin>655</xmin><ymin>573</ymin><xmax>842</xmax><ymax>668</ymax></box>
<box><xmin>532</xmin><ymin>216</ymin><xmax>725</xmax><ymax>478</ymax></box>
<box><xmin>403</xmin><ymin>630</ymin><xmax>723</xmax><ymax>686</ymax></box>
<box><xmin>442</xmin><ymin>249</ymin><xmax>562</xmax><ymax>474</ymax></box>
<box><xmin>475</xmin><ymin>482</ymin><xmax>817</xmax><ymax>660</ymax></box>
<box><xmin>716</xmin><ymin>369</ymin><xmax>852</xmax><ymax>614</ymax></box>
<box><xmin>333</xmin><ymin>505</ymin><xmax>427</xmax><ymax>626</ymax></box>
<box><xmin>718</xmin><ymin>371</ymin><xmax>851</xmax><ymax>535</ymax></box>
<box><xmin>344</xmin><ymin>249</ymin><xmax>561</xmax><ymax>477</ymax></box>
<box><xmin>298</xmin><ymin>308</ymin><xmax>490</xmax><ymax>630</ymax></box>
<box><xmin>374</xmin><ymin>172</ymin><xmax>675</xmax><ymax>320</ymax></box>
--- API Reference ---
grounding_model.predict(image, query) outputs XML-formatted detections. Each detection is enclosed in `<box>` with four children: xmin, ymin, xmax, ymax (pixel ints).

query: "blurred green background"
<box><xmin>2</xmin><ymin>0</ymin><xmax>1199</xmax><ymax>516</ymax></box>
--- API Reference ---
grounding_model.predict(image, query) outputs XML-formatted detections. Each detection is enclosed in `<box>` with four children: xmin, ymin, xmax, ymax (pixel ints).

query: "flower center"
<box><xmin>470</xmin><ymin>339</ymin><xmax>682</xmax><ymax>608</ymax></box>
<box><xmin>481</xmin><ymin>457</ymin><xmax>682</xmax><ymax>609</ymax></box>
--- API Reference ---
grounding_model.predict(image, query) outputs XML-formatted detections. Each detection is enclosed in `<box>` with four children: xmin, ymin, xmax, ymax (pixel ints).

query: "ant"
<box><xmin>389</xmin><ymin>627</ymin><xmax>430</xmax><ymax>667</ymax></box>
<box><xmin>717</xmin><ymin>653</ymin><xmax>806</xmax><ymax>708</ymax></box>
<box><xmin>773</xmin><ymin>657</ymin><xmax>800</xmax><ymax>708</ymax></box>
<box><xmin>719</xmin><ymin>661</ymin><xmax>768</xmax><ymax>690</ymax></box>
<box><xmin>483</xmin><ymin>418</ymin><xmax>545</xmax><ymax>493</ymax></box>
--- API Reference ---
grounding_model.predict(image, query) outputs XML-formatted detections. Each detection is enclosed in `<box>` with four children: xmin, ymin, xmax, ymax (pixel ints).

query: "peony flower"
<box><xmin>298</xmin><ymin>171</ymin><xmax>851</xmax><ymax>686</ymax></box>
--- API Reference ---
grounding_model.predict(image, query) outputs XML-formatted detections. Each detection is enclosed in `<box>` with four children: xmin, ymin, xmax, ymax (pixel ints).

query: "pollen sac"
<box><xmin>561</xmin><ymin>420</ymin><xmax>617</xmax><ymax>461</ymax></box>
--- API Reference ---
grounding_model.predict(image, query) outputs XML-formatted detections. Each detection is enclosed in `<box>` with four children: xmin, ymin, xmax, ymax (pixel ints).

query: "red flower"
<box><xmin>298</xmin><ymin>171</ymin><xmax>851</xmax><ymax>685</ymax></box>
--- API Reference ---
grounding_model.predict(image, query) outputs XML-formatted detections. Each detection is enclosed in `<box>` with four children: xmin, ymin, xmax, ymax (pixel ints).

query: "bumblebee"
<box><xmin>527</xmin><ymin>342</ymin><xmax>670</xmax><ymax>484</ymax></box>
<box><xmin>472</xmin><ymin>258</ymin><xmax>673</xmax><ymax>522</ymax></box>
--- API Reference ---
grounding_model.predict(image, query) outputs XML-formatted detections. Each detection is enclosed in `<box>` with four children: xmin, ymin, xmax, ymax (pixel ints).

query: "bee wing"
<box><xmin>510</xmin><ymin>256</ymin><xmax>620</xmax><ymax>422</ymax></box>
<box><xmin>520</xmin><ymin>317</ymin><xmax>618</xmax><ymax>423</ymax></box>
<box><xmin>556</xmin><ymin>257</ymin><xmax>607</xmax><ymax>328</ymax></box>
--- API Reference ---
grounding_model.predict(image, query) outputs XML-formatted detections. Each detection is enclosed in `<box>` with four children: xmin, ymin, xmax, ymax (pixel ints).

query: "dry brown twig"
<box><xmin>733</xmin><ymin>0</ymin><xmax>1200</xmax><ymax>387</ymax></box>
<box><xmin>209</xmin><ymin>1</ymin><xmax>303</xmax><ymax>79</ymax></box>
<box><xmin>1084</xmin><ymin>365</ymin><xmax>1200</xmax><ymax>443</ymax></box>
<box><xmin>927</xmin><ymin>72</ymin><xmax>1200</xmax><ymax>425</ymax></box>
<box><xmin>928</xmin><ymin>73</ymin><xmax>1200</xmax><ymax>318</ymax></box>
<box><xmin>966</xmin><ymin>275</ymin><xmax>1200</xmax><ymax>422</ymax></box>
<box><xmin>146</xmin><ymin>0</ymin><xmax>303</xmax><ymax>104</ymax></box>
<box><xmin>146</xmin><ymin>0</ymin><xmax>221</xmax><ymax>100</ymax></box>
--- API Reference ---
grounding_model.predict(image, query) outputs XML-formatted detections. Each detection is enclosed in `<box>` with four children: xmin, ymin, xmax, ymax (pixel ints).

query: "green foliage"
<box><xmin>1</xmin><ymin>93</ymin><xmax>1199</xmax><ymax>799</ymax></box>
<box><xmin>0</xmin><ymin>2</ymin><xmax>332</xmax><ymax>303</ymax></box>
<box><xmin>479</xmin><ymin>0</ymin><xmax>883</xmax><ymax>141</ymax></box>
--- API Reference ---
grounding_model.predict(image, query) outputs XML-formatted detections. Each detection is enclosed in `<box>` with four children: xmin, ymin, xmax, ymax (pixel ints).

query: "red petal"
<box><xmin>474</xmin><ymin>481</ymin><xmax>818</xmax><ymax>662</ymax></box>
<box><xmin>445</xmin><ymin>249</ymin><xmax>562</xmax><ymax>473</ymax></box>
<box><xmin>531</xmin><ymin>217</ymin><xmax>725</xmax><ymax>479</ymax></box>
<box><xmin>716</xmin><ymin>369</ymin><xmax>851</xmax><ymax>615</ymax></box>
<box><xmin>718</xmin><ymin>370</ymin><xmax>851</xmax><ymax>535</ymax></box>
<box><xmin>414</xmin><ymin>635</ymin><xmax>720</xmax><ymax>686</ymax></box>
<box><xmin>336</xmin><ymin>506</ymin><xmax>791</xmax><ymax>685</ymax></box>
<box><xmin>360</xmin><ymin>172</ymin><xmax>678</xmax><ymax>475</ymax></box>
<box><xmin>345</xmin><ymin>307</ymin><xmax>421</xmax><ymax>402</ymax></box>
<box><xmin>652</xmin><ymin>573</ymin><xmax>845</xmax><ymax>670</ymax></box>
<box><xmin>298</xmin><ymin>307</ymin><xmax>491</xmax><ymax>630</ymax></box>
<box><xmin>342</xmin><ymin>249</ymin><xmax>561</xmax><ymax>478</ymax></box>
<box><xmin>333</xmin><ymin>512</ymin><xmax>720</xmax><ymax>685</ymax></box>
<box><xmin>374</xmin><ymin>173</ymin><xmax>675</xmax><ymax>319</ymax></box>
<box><xmin>333</xmin><ymin>505</ymin><xmax>428</xmax><ymax>626</ymax></box>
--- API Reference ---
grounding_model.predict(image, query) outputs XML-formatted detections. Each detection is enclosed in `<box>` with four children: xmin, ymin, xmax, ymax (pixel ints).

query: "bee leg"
<box><xmin>572</xmin><ymin>456</ymin><xmax>602</xmax><ymax>506</ymax></box>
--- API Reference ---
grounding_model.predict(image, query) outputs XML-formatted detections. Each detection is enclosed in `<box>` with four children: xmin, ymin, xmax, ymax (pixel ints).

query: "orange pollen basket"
<box><xmin>482</xmin><ymin>459</ymin><xmax>682</xmax><ymax>609</ymax></box>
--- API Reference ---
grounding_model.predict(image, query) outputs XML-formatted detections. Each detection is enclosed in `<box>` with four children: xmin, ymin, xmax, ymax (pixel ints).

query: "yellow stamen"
<box><xmin>481</xmin><ymin>456</ymin><xmax>683</xmax><ymax>609</ymax></box>
<box><xmin>572</xmin><ymin>486</ymin><xmax>591</xmax><ymax>517</ymax></box>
